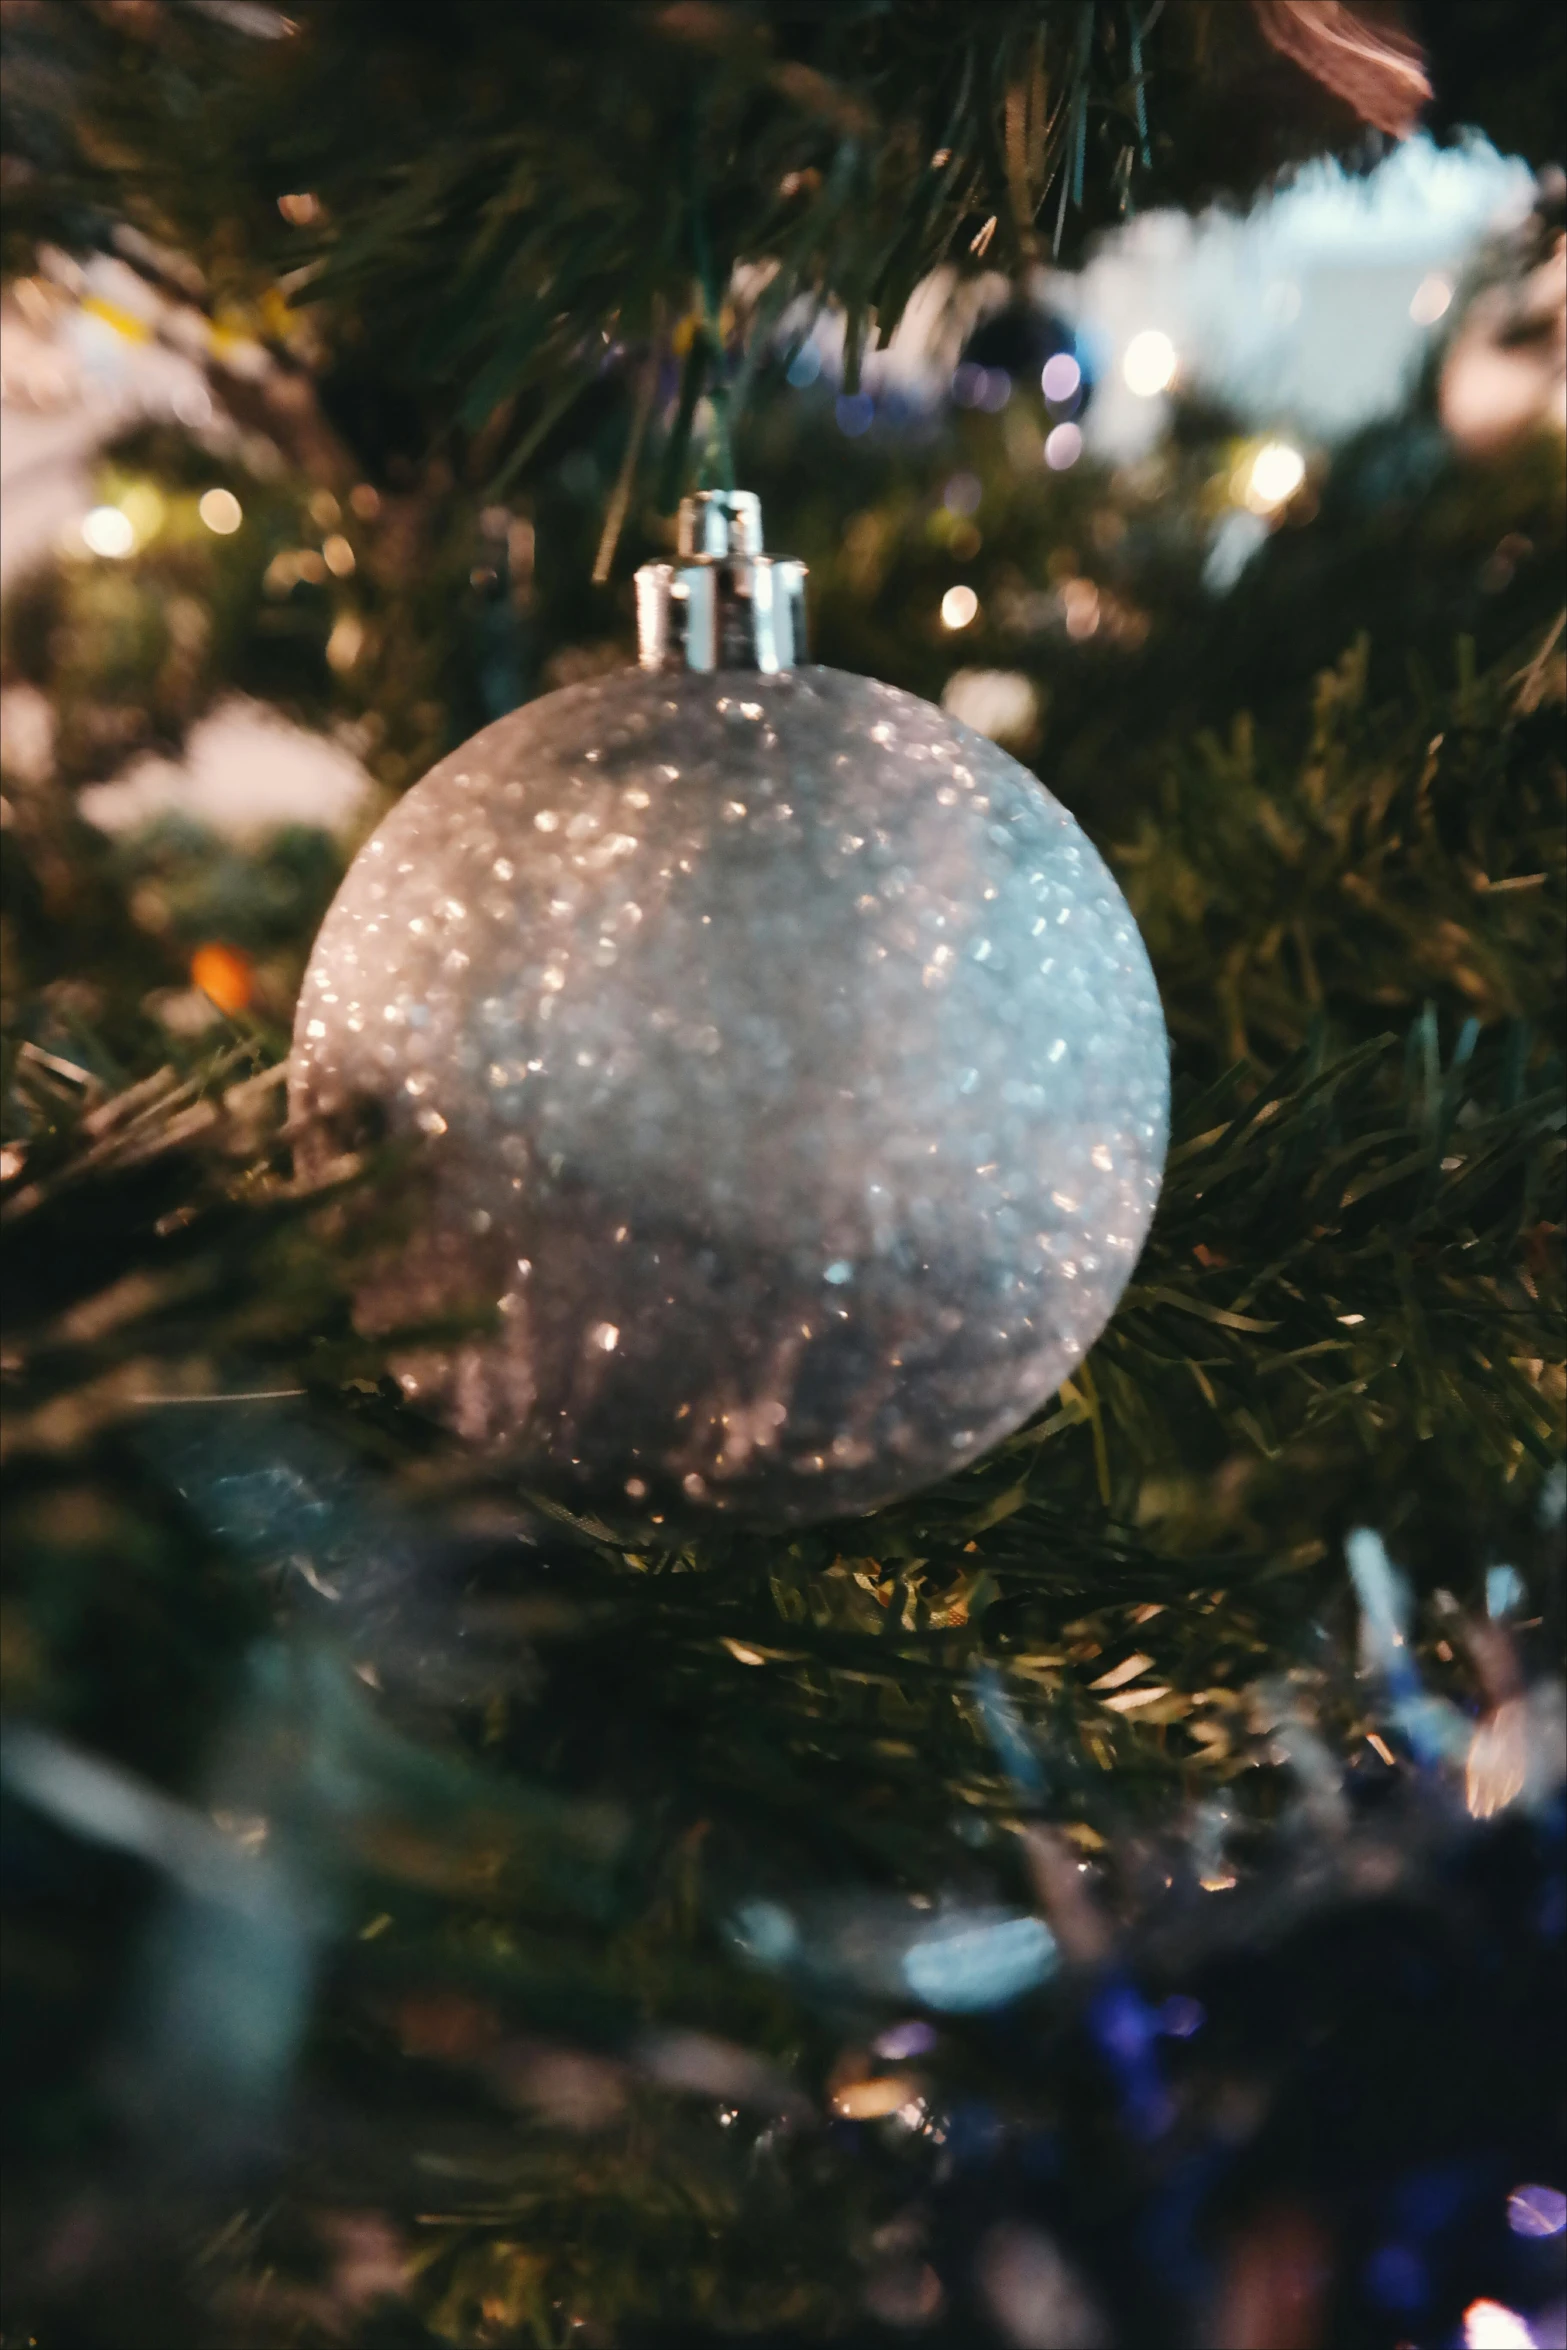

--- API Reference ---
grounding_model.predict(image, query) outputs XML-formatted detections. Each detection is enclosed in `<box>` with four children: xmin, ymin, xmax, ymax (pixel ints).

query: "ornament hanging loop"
<box><xmin>636</xmin><ymin>491</ymin><xmax>807</xmax><ymax>674</ymax></box>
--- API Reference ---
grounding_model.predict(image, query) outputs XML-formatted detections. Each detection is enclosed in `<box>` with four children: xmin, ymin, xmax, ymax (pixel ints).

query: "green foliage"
<box><xmin>4</xmin><ymin>0</ymin><xmax>1398</xmax><ymax>507</ymax></box>
<box><xmin>1120</xmin><ymin>624</ymin><xmax>1567</xmax><ymax>1061</ymax></box>
<box><xmin>2</xmin><ymin>868</ymin><xmax>1561</xmax><ymax>2336</ymax></box>
<box><xmin>2</xmin><ymin>7</ymin><xmax>1565</xmax><ymax>2335</ymax></box>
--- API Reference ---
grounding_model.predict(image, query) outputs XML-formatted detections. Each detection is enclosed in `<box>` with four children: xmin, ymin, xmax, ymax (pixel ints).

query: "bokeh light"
<box><xmin>1410</xmin><ymin>272</ymin><xmax>1454</xmax><ymax>325</ymax></box>
<box><xmin>1463</xmin><ymin>2300</ymin><xmax>1536</xmax><ymax>2348</ymax></box>
<box><xmin>1123</xmin><ymin>329</ymin><xmax>1178</xmax><ymax>397</ymax></box>
<box><xmin>1044</xmin><ymin>421</ymin><xmax>1083</xmax><ymax>470</ymax></box>
<box><xmin>189</xmin><ymin>942</ymin><xmax>254</xmax><ymax>1014</ymax></box>
<box><xmin>120</xmin><ymin>483</ymin><xmax>164</xmax><ymax>540</ymax></box>
<box><xmin>940</xmin><ymin>584</ymin><xmax>979</xmax><ymax>630</ymax></box>
<box><xmin>198</xmin><ymin>487</ymin><xmax>243</xmax><ymax>534</ymax></box>
<box><xmin>1242</xmin><ymin>440</ymin><xmax>1307</xmax><ymax>514</ymax></box>
<box><xmin>1061</xmin><ymin>577</ymin><xmax>1100</xmax><ymax>639</ymax></box>
<box><xmin>941</xmin><ymin>669</ymin><xmax>1039</xmax><ymax>746</ymax></box>
<box><xmin>1508</xmin><ymin>2185</ymin><xmax>1567</xmax><ymax>2238</ymax></box>
<box><xmin>1041</xmin><ymin>352</ymin><xmax>1082</xmax><ymax>404</ymax></box>
<box><xmin>80</xmin><ymin>505</ymin><xmax>135</xmax><ymax>558</ymax></box>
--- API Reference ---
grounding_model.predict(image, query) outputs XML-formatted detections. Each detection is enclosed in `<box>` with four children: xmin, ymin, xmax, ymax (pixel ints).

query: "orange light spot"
<box><xmin>190</xmin><ymin>942</ymin><xmax>253</xmax><ymax>1014</ymax></box>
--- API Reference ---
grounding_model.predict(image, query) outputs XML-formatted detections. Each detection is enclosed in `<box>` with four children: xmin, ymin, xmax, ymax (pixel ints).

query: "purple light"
<box><xmin>1041</xmin><ymin>353</ymin><xmax>1082</xmax><ymax>404</ymax></box>
<box><xmin>1509</xmin><ymin>2185</ymin><xmax>1567</xmax><ymax>2238</ymax></box>
<box><xmin>875</xmin><ymin>2019</ymin><xmax>939</xmax><ymax>2061</ymax></box>
<box><xmin>1158</xmin><ymin>1994</ymin><xmax>1205</xmax><ymax>2038</ymax></box>
<box><xmin>1044</xmin><ymin>422</ymin><xmax>1083</xmax><ymax>471</ymax></box>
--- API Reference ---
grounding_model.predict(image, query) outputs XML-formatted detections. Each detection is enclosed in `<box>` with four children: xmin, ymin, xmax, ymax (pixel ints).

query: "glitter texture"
<box><xmin>290</xmin><ymin>667</ymin><xmax>1168</xmax><ymax>1522</ymax></box>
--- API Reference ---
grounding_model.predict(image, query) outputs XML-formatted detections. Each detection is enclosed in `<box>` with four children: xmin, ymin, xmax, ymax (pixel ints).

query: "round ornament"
<box><xmin>291</xmin><ymin>493</ymin><xmax>1167</xmax><ymax>1524</ymax></box>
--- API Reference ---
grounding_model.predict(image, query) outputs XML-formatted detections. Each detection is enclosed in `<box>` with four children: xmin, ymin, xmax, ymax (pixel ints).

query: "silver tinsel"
<box><xmin>290</xmin><ymin>664</ymin><xmax>1168</xmax><ymax>1523</ymax></box>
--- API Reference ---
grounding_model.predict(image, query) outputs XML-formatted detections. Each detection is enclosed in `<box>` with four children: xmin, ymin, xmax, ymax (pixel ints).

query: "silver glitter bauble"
<box><xmin>290</xmin><ymin>502</ymin><xmax>1167</xmax><ymax>1526</ymax></box>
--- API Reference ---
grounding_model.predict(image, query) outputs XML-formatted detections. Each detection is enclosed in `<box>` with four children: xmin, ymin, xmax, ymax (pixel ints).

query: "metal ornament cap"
<box><xmin>636</xmin><ymin>491</ymin><xmax>808</xmax><ymax>674</ymax></box>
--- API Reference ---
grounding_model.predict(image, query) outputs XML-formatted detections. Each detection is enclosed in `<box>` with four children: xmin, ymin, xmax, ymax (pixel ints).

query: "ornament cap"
<box><xmin>678</xmin><ymin>490</ymin><xmax>762</xmax><ymax>559</ymax></box>
<box><xmin>636</xmin><ymin>491</ymin><xmax>808</xmax><ymax>674</ymax></box>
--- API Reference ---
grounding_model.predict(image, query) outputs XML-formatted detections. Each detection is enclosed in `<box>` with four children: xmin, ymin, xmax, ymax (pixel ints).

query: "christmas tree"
<box><xmin>2</xmin><ymin>5</ymin><xmax>1563</xmax><ymax>2346</ymax></box>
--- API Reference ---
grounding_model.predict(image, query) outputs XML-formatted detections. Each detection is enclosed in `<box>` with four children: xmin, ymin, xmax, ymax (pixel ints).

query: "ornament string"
<box><xmin>592</xmin><ymin>297</ymin><xmax>664</xmax><ymax>586</ymax></box>
<box><xmin>688</xmin><ymin>107</ymin><xmax>735</xmax><ymax>497</ymax></box>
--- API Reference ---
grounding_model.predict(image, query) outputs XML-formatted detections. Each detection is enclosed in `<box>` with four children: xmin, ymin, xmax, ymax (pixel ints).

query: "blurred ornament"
<box><xmin>961</xmin><ymin>298</ymin><xmax>1078</xmax><ymax>385</ymax></box>
<box><xmin>291</xmin><ymin>491</ymin><xmax>1168</xmax><ymax>1524</ymax></box>
<box><xmin>1440</xmin><ymin>229</ymin><xmax>1566</xmax><ymax>455</ymax></box>
<box><xmin>956</xmin><ymin>299</ymin><xmax>1086</xmax><ymax>418</ymax></box>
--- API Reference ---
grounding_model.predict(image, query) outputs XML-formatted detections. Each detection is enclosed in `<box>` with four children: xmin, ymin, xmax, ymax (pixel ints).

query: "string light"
<box><xmin>1242</xmin><ymin>440</ymin><xmax>1307</xmax><ymax>514</ymax></box>
<box><xmin>1041</xmin><ymin>352</ymin><xmax>1082</xmax><ymax>403</ymax></box>
<box><xmin>80</xmin><ymin>506</ymin><xmax>135</xmax><ymax>557</ymax></box>
<box><xmin>1462</xmin><ymin>2301</ymin><xmax>1535</xmax><ymax>2349</ymax></box>
<box><xmin>1410</xmin><ymin>272</ymin><xmax>1453</xmax><ymax>325</ymax></box>
<box><xmin>199</xmin><ymin>488</ymin><xmax>243</xmax><ymax>534</ymax></box>
<box><xmin>940</xmin><ymin>585</ymin><xmax>979</xmax><ymax>630</ymax></box>
<box><xmin>1060</xmin><ymin>578</ymin><xmax>1100</xmax><ymax>639</ymax></box>
<box><xmin>1123</xmin><ymin>329</ymin><xmax>1177</xmax><ymax>397</ymax></box>
<box><xmin>1044</xmin><ymin>422</ymin><xmax>1083</xmax><ymax>470</ymax></box>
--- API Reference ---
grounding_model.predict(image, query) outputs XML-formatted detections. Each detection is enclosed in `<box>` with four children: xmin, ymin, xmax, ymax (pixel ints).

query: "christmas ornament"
<box><xmin>956</xmin><ymin>297</ymin><xmax>1089</xmax><ymax>416</ymax></box>
<box><xmin>290</xmin><ymin>491</ymin><xmax>1168</xmax><ymax>1524</ymax></box>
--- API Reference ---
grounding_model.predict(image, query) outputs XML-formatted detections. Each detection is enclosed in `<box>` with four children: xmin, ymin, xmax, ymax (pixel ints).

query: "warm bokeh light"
<box><xmin>120</xmin><ymin>483</ymin><xmax>164</xmax><ymax>540</ymax></box>
<box><xmin>1463</xmin><ymin>2300</ymin><xmax>1536</xmax><ymax>2348</ymax></box>
<box><xmin>326</xmin><ymin>612</ymin><xmax>366</xmax><ymax>671</ymax></box>
<box><xmin>198</xmin><ymin>487</ymin><xmax>243</xmax><ymax>534</ymax></box>
<box><xmin>1123</xmin><ymin>329</ymin><xmax>1178</xmax><ymax>397</ymax></box>
<box><xmin>322</xmin><ymin>531</ymin><xmax>356</xmax><ymax>576</ymax></box>
<box><xmin>1044</xmin><ymin>421</ymin><xmax>1083</xmax><ymax>470</ymax></box>
<box><xmin>1410</xmin><ymin>271</ymin><xmax>1453</xmax><ymax>325</ymax></box>
<box><xmin>1061</xmin><ymin>577</ymin><xmax>1100</xmax><ymax>639</ymax></box>
<box><xmin>1243</xmin><ymin>440</ymin><xmax>1307</xmax><ymax>514</ymax></box>
<box><xmin>190</xmin><ymin>941</ymin><xmax>254</xmax><ymax>1014</ymax></box>
<box><xmin>941</xmin><ymin>668</ymin><xmax>1040</xmax><ymax>747</ymax></box>
<box><xmin>940</xmin><ymin>584</ymin><xmax>979</xmax><ymax>630</ymax></box>
<box><xmin>80</xmin><ymin>505</ymin><xmax>135</xmax><ymax>558</ymax></box>
<box><xmin>1041</xmin><ymin>352</ymin><xmax>1082</xmax><ymax>403</ymax></box>
<box><xmin>831</xmin><ymin>2075</ymin><xmax>917</xmax><ymax>2120</ymax></box>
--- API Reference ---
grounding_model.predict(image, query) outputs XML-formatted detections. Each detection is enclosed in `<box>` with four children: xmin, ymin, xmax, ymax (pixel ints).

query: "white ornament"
<box><xmin>291</xmin><ymin>495</ymin><xmax>1168</xmax><ymax>1524</ymax></box>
